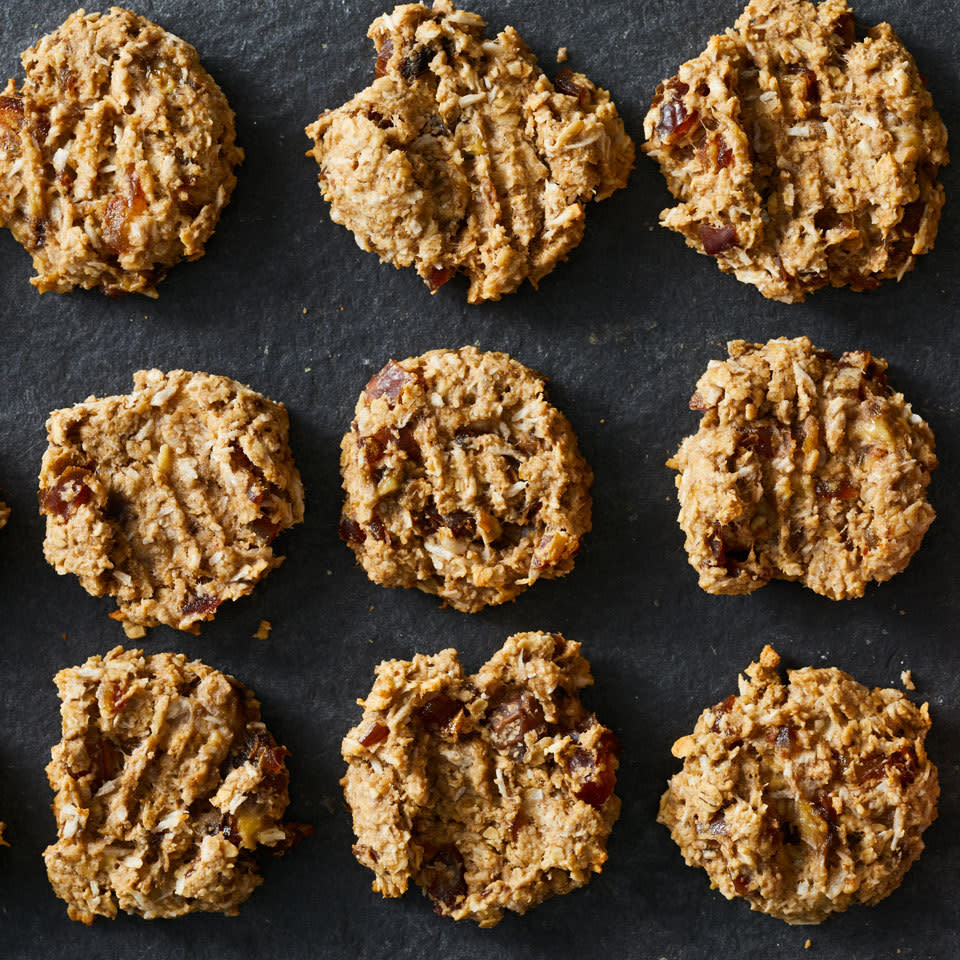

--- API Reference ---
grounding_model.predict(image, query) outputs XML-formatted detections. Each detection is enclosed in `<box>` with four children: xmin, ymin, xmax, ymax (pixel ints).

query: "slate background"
<box><xmin>0</xmin><ymin>0</ymin><xmax>957</xmax><ymax>957</ymax></box>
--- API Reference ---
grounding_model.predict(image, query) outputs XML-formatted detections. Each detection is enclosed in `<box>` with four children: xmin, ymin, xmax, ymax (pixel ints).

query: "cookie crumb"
<box><xmin>556</xmin><ymin>46</ymin><xmax>568</xmax><ymax>63</ymax></box>
<box><xmin>804</xmin><ymin>939</ymin><xmax>812</xmax><ymax>949</ymax></box>
<box><xmin>253</xmin><ymin>619</ymin><xmax>272</xmax><ymax>640</ymax></box>
<box><xmin>122</xmin><ymin>622</ymin><xmax>147</xmax><ymax>640</ymax></box>
<box><xmin>901</xmin><ymin>669</ymin><xmax>916</xmax><ymax>691</ymax></box>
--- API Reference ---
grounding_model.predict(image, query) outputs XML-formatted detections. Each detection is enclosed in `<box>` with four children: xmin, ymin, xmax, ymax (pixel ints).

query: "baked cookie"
<box><xmin>305</xmin><ymin>0</ymin><xmax>633</xmax><ymax>303</ymax></box>
<box><xmin>0</xmin><ymin>8</ymin><xmax>243</xmax><ymax>297</ymax></box>
<box><xmin>668</xmin><ymin>337</ymin><xmax>936</xmax><ymax>599</ymax></box>
<box><xmin>342</xmin><ymin>631</ymin><xmax>620</xmax><ymax>926</ymax></box>
<box><xmin>40</xmin><ymin>370</ymin><xmax>304</xmax><ymax>632</ymax></box>
<box><xmin>642</xmin><ymin>0</ymin><xmax>948</xmax><ymax>302</ymax></box>
<box><xmin>660</xmin><ymin>646</ymin><xmax>938</xmax><ymax>924</ymax></box>
<box><xmin>44</xmin><ymin>647</ymin><xmax>303</xmax><ymax>922</ymax></box>
<box><xmin>339</xmin><ymin>346</ymin><xmax>592</xmax><ymax>612</ymax></box>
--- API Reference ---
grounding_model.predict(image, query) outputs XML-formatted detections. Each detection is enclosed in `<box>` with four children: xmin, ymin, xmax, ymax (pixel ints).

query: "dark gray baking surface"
<box><xmin>0</xmin><ymin>0</ymin><xmax>958</xmax><ymax>956</ymax></box>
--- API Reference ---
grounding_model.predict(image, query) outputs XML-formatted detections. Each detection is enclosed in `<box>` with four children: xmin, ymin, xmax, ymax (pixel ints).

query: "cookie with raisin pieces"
<box><xmin>642</xmin><ymin>0</ymin><xmax>948</xmax><ymax>302</ymax></box>
<box><xmin>667</xmin><ymin>337</ymin><xmax>936</xmax><ymax>599</ymax></box>
<box><xmin>660</xmin><ymin>645</ymin><xmax>938</xmax><ymax>924</ymax></box>
<box><xmin>44</xmin><ymin>646</ymin><xmax>306</xmax><ymax>923</ymax></box>
<box><xmin>39</xmin><ymin>369</ymin><xmax>304</xmax><ymax>633</ymax></box>
<box><xmin>0</xmin><ymin>8</ymin><xmax>243</xmax><ymax>297</ymax></box>
<box><xmin>305</xmin><ymin>0</ymin><xmax>633</xmax><ymax>303</ymax></box>
<box><xmin>342</xmin><ymin>631</ymin><xmax>620</xmax><ymax>926</ymax></box>
<box><xmin>339</xmin><ymin>346</ymin><xmax>592</xmax><ymax>612</ymax></box>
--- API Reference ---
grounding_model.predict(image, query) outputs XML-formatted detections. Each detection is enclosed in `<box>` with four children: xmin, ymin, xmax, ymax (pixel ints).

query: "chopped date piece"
<box><xmin>365</xmin><ymin>360</ymin><xmax>412</xmax><ymax>404</ymax></box>
<box><xmin>417</xmin><ymin>693</ymin><xmax>462</xmax><ymax>732</ymax></box>
<box><xmin>832</xmin><ymin>12</ymin><xmax>856</xmax><ymax>48</ymax></box>
<box><xmin>554</xmin><ymin>68</ymin><xmax>589</xmax><ymax>107</ymax></box>
<box><xmin>700</xmin><ymin>223</ymin><xmax>738</xmax><ymax>255</ymax></box>
<box><xmin>732</xmin><ymin>871</ymin><xmax>751</xmax><ymax>894</ymax></box>
<box><xmin>707</xmin><ymin>525</ymin><xmax>728</xmax><ymax>567</ymax></box>
<box><xmin>414</xmin><ymin>504</ymin><xmax>443</xmax><ymax>536</ymax></box>
<box><xmin>339</xmin><ymin>515</ymin><xmax>366</xmax><ymax>545</ymax></box>
<box><xmin>899</xmin><ymin>201</ymin><xmax>925</xmax><ymax>236</ymax></box>
<box><xmin>716</xmin><ymin>134</ymin><xmax>733</xmax><ymax>169</ymax></box>
<box><xmin>361</xmin><ymin>428</ymin><xmax>391</xmax><ymax>466</ymax></box>
<box><xmin>427</xmin><ymin>266</ymin><xmax>453</xmax><ymax>291</ymax></box>
<box><xmin>509</xmin><ymin>810</ymin><xmax>527</xmax><ymax>842</ymax></box>
<box><xmin>443</xmin><ymin>509</ymin><xmax>476</xmax><ymax>540</ymax></box>
<box><xmin>657</xmin><ymin>97</ymin><xmax>699</xmax><ymax>143</ymax></box>
<box><xmin>395</xmin><ymin>424</ymin><xmax>421</xmax><ymax>462</ymax></box>
<box><xmin>401</xmin><ymin>44</ymin><xmax>434</xmax><ymax>82</ymax></box>
<box><xmin>43</xmin><ymin>465</ymin><xmax>94</xmax><ymax>519</ymax></box>
<box><xmin>738</xmin><ymin>425</ymin><xmax>774</xmax><ymax>458</ymax></box>
<box><xmin>103</xmin><ymin>167</ymin><xmax>148</xmax><ymax>254</ymax></box>
<box><xmin>375</xmin><ymin>37</ymin><xmax>394</xmax><ymax>78</ymax></box>
<box><xmin>250</xmin><ymin>516</ymin><xmax>281</xmax><ymax>542</ymax></box>
<box><xmin>711</xmin><ymin>694</ymin><xmax>736</xmax><ymax>731</ymax></box>
<box><xmin>566</xmin><ymin>729</ymin><xmax>619</xmax><ymax>809</ymax></box>
<box><xmin>785</xmin><ymin>63</ymin><xmax>820</xmax><ymax>102</ymax></box>
<box><xmin>814</xmin><ymin>478</ymin><xmax>859</xmax><ymax>502</ymax></box>
<box><xmin>0</xmin><ymin>94</ymin><xmax>24</xmax><ymax>125</ymax></box>
<box><xmin>359</xmin><ymin>722</ymin><xmax>389</xmax><ymax>748</ymax></box>
<box><xmin>367</xmin><ymin>515</ymin><xmax>388</xmax><ymax>542</ymax></box>
<box><xmin>423</xmin><ymin>844</ymin><xmax>466</xmax><ymax>909</ymax></box>
<box><xmin>486</xmin><ymin>688</ymin><xmax>547</xmax><ymax>755</ymax></box>
<box><xmin>857</xmin><ymin>746</ymin><xmax>918</xmax><ymax>786</ymax></box>
<box><xmin>182</xmin><ymin>592</ymin><xmax>220</xmax><ymax>616</ymax></box>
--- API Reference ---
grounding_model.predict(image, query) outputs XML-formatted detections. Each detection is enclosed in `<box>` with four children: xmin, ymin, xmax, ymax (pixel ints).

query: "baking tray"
<box><xmin>0</xmin><ymin>0</ymin><xmax>958</xmax><ymax>957</ymax></box>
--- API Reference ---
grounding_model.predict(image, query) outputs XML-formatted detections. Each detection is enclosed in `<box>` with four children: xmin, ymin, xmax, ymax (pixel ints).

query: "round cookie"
<box><xmin>342</xmin><ymin>631</ymin><xmax>620</xmax><ymax>926</ymax></box>
<box><xmin>642</xmin><ymin>0</ymin><xmax>949</xmax><ymax>302</ymax></box>
<box><xmin>305</xmin><ymin>0</ymin><xmax>634</xmax><ymax>303</ymax></box>
<box><xmin>667</xmin><ymin>337</ymin><xmax>936</xmax><ymax>599</ymax></box>
<box><xmin>0</xmin><ymin>8</ymin><xmax>243</xmax><ymax>297</ymax></box>
<box><xmin>39</xmin><ymin>369</ymin><xmax>304</xmax><ymax>633</ymax></box>
<box><xmin>339</xmin><ymin>346</ymin><xmax>592</xmax><ymax>612</ymax></box>
<box><xmin>659</xmin><ymin>646</ymin><xmax>938</xmax><ymax>924</ymax></box>
<box><xmin>44</xmin><ymin>646</ymin><xmax>305</xmax><ymax>923</ymax></box>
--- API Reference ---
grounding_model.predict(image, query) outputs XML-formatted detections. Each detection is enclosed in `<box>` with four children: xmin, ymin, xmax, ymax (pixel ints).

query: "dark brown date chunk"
<box><xmin>486</xmin><ymin>688</ymin><xmax>547</xmax><ymax>755</ymax></box>
<box><xmin>417</xmin><ymin>693</ymin><xmax>462</xmax><ymax>732</ymax></box>
<box><xmin>555</xmin><ymin>68</ymin><xmax>590</xmax><ymax>107</ymax></box>
<box><xmin>339</xmin><ymin>516</ymin><xmax>366</xmax><ymax>545</ymax></box>
<box><xmin>700</xmin><ymin>223</ymin><xmax>739</xmax><ymax>255</ymax></box>
<box><xmin>365</xmin><ymin>360</ymin><xmax>412</xmax><ymax>404</ymax></box>
<box><xmin>566</xmin><ymin>727</ymin><xmax>619</xmax><ymax>809</ymax></box>
<box><xmin>376</xmin><ymin>38</ymin><xmax>394</xmax><ymax>78</ymax></box>
<box><xmin>43</xmin><ymin>465</ymin><xmax>94</xmax><ymax>519</ymax></box>
<box><xmin>359</xmin><ymin>722</ymin><xmax>389</xmax><ymax>748</ymax></box>
<box><xmin>423</xmin><ymin>844</ymin><xmax>466</xmax><ymax>909</ymax></box>
<box><xmin>181</xmin><ymin>592</ymin><xmax>220</xmax><ymax>616</ymax></box>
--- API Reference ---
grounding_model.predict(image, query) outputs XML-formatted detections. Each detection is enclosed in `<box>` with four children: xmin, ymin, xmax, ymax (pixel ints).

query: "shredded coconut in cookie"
<box><xmin>668</xmin><ymin>337</ymin><xmax>936</xmax><ymax>599</ymax></box>
<box><xmin>0</xmin><ymin>8</ymin><xmax>243</xmax><ymax>296</ymax></box>
<box><xmin>342</xmin><ymin>632</ymin><xmax>620</xmax><ymax>926</ymax></box>
<box><xmin>642</xmin><ymin>0</ymin><xmax>948</xmax><ymax>302</ymax></box>
<box><xmin>660</xmin><ymin>646</ymin><xmax>938</xmax><ymax>924</ymax></box>
<box><xmin>44</xmin><ymin>647</ymin><xmax>305</xmax><ymax>923</ymax></box>
<box><xmin>305</xmin><ymin>0</ymin><xmax>633</xmax><ymax>302</ymax></box>
<box><xmin>339</xmin><ymin>346</ymin><xmax>592</xmax><ymax>612</ymax></box>
<box><xmin>40</xmin><ymin>369</ymin><xmax>304</xmax><ymax>631</ymax></box>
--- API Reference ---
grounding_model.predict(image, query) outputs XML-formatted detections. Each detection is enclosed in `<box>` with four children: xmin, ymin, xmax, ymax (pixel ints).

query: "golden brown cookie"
<box><xmin>339</xmin><ymin>346</ymin><xmax>592</xmax><ymax>612</ymax></box>
<box><xmin>342</xmin><ymin>631</ymin><xmax>620</xmax><ymax>926</ymax></box>
<box><xmin>642</xmin><ymin>0</ymin><xmax>948</xmax><ymax>302</ymax></box>
<box><xmin>668</xmin><ymin>337</ymin><xmax>936</xmax><ymax>599</ymax></box>
<box><xmin>44</xmin><ymin>646</ymin><xmax>305</xmax><ymax>923</ymax></box>
<box><xmin>0</xmin><ymin>8</ymin><xmax>243</xmax><ymax>297</ymax></box>
<box><xmin>660</xmin><ymin>646</ymin><xmax>938</xmax><ymax>924</ymax></box>
<box><xmin>305</xmin><ymin>0</ymin><xmax>634</xmax><ymax>302</ymax></box>
<box><xmin>39</xmin><ymin>369</ymin><xmax>304</xmax><ymax>633</ymax></box>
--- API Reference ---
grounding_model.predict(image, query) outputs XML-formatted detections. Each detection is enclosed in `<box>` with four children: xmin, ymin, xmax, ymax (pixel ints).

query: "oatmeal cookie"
<box><xmin>0</xmin><ymin>7</ymin><xmax>243</xmax><ymax>297</ymax></box>
<box><xmin>659</xmin><ymin>646</ymin><xmax>938</xmax><ymax>924</ymax></box>
<box><xmin>342</xmin><ymin>631</ymin><xmax>620</xmax><ymax>926</ymax></box>
<box><xmin>44</xmin><ymin>646</ymin><xmax>304</xmax><ymax>923</ymax></box>
<box><xmin>305</xmin><ymin>0</ymin><xmax>634</xmax><ymax>303</ymax></box>
<box><xmin>668</xmin><ymin>337</ymin><xmax>936</xmax><ymax>599</ymax></box>
<box><xmin>339</xmin><ymin>346</ymin><xmax>592</xmax><ymax>612</ymax></box>
<box><xmin>642</xmin><ymin>0</ymin><xmax>949</xmax><ymax>302</ymax></box>
<box><xmin>40</xmin><ymin>369</ymin><xmax>304</xmax><ymax>632</ymax></box>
